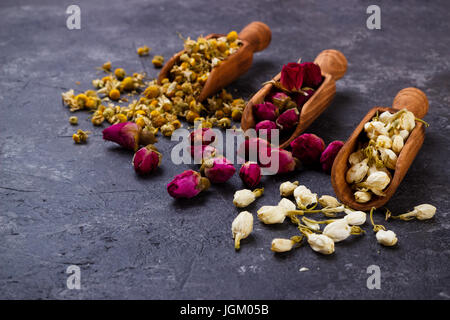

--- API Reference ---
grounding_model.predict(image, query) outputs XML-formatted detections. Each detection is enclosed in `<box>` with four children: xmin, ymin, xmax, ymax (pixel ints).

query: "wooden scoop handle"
<box><xmin>392</xmin><ymin>87</ymin><xmax>429</xmax><ymax>119</ymax></box>
<box><xmin>314</xmin><ymin>49</ymin><xmax>347</xmax><ymax>80</ymax></box>
<box><xmin>238</xmin><ymin>21</ymin><xmax>271</xmax><ymax>53</ymax></box>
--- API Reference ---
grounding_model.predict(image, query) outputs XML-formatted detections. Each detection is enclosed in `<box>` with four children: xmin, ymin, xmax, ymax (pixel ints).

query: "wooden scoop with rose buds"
<box><xmin>331</xmin><ymin>87</ymin><xmax>429</xmax><ymax>211</ymax></box>
<box><xmin>157</xmin><ymin>21</ymin><xmax>271</xmax><ymax>102</ymax></box>
<box><xmin>241</xmin><ymin>49</ymin><xmax>347</xmax><ymax>149</ymax></box>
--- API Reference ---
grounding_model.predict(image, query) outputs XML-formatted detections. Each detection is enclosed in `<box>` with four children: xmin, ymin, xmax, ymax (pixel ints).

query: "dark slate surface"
<box><xmin>0</xmin><ymin>0</ymin><xmax>449</xmax><ymax>300</ymax></box>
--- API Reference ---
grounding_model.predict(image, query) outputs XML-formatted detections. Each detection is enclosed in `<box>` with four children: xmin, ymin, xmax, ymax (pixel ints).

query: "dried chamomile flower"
<box><xmin>152</xmin><ymin>55</ymin><xmax>164</xmax><ymax>68</ymax></box>
<box><xmin>257</xmin><ymin>205</ymin><xmax>287</xmax><ymax>224</ymax></box>
<box><xmin>72</xmin><ymin>129</ymin><xmax>89</xmax><ymax>144</ymax></box>
<box><xmin>137</xmin><ymin>45</ymin><xmax>150</xmax><ymax>56</ymax></box>
<box><xmin>293</xmin><ymin>185</ymin><xmax>317</xmax><ymax>209</ymax></box>
<box><xmin>354</xmin><ymin>190</ymin><xmax>372</xmax><ymax>203</ymax></box>
<box><xmin>278</xmin><ymin>198</ymin><xmax>296</xmax><ymax>211</ymax></box>
<box><xmin>101</xmin><ymin>61</ymin><xmax>111</xmax><ymax>72</ymax></box>
<box><xmin>231</xmin><ymin>211</ymin><xmax>253</xmax><ymax>250</ymax></box>
<box><xmin>114</xmin><ymin>68</ymin><xmax>126</xmax><ymax>80</ymax></box>
<box><xmin>69</xmin><ymin>116</ymin><xmax>78</xmax><ymax>125</ymax></box>
<box><xmin>271</xmin><ymin>236</ymin><xmax>303</xmax><ymax>253</ymax></box>
<box><xmin>346</xmin><ymin>159</ymin><xmax>369</xmax><ymax>184</ymax></box>
<box><xmin>279</xmin><ymin>181</ymin><xmax>299</xmax><ymax>197</ymax></box>
<box><xmin>390</xmin><ymin>204</ymin><xmax>436</xmax><ymax>221</ymax></box>
<box><xmin>160</xmin><ymin>123</ymin><xmax>175</xmax><ymax>137</ymax></box>
<box><xmin>109</xmin><ymin>88</ymin><xmax>121</xmax><ymax>101</ymax></box>
<box><xmin>318</xmin><ymin>195</ymin><xmax>341</xmax><ymax>208</ymax></box>
<box><xmin>233</xmin><ymin>188</ymin><xmax>264</xmax><ymax>208</ymax></box>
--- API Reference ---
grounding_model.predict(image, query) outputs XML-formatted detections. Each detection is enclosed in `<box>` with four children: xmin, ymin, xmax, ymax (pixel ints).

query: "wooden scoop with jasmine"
<box><xmin>157</xmin><ymin>21</ymin><xmax>271</xmax><ymax>102</ymax></box>
<box><xmin>331</xmin><ymin>87</ymin><xmax>429</xmax><ymax>211</ymax></box>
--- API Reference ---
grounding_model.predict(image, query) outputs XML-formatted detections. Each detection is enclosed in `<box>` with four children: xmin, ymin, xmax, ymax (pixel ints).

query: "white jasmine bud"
<box><xmin>392</xmin><ymin>135</ymin><xmax>404</xmax><ymax>154</ymax></box>
<box><xmin>344</xmin><ymin>210</ymin><xmax>367</xmax><ymax>225</ymax></box>
<box><xmin>363</xmin><ymin>171</ymin><xmax>390</xmax><ymax>193</ymax></box>
<box><xmin>354</xmin><ymin>190</ymin><xmax>372</xmax><ymax>203</ymax></box>
<box><xmin>231</xmin><ymin>211</ymin><xmax>253</xmax><ymax>250</ymax></box>
<box><xmin>279</xmin><ymin>181</ymin><xmax>299</xmax><ymax>197</ymax></box>
<box><xmin>233</xmin><ymin>189</ymin><xmax>255</xmax><ymax>208</ymax></box>
<box><xmin>376</xmin><ymin>135</ymin><xmax>392</xmax><ymax>149</ymax></box>
<box><xmin>302</xmin><ymin>217</ymin><xmax>321</xmax><ymax>231</ymax></box>
<box><xmin>412</xmin><ymin>204</ymin><xmax>436</xmax><ymax>220</ymax></box>
<box><xmin>376</xmin><ymin>229</ymin><xmax>398</xmax><ymax>246</ymax></box>
<box><xmin>307</xmin><ymin>234</ymin><xmax>335</xmax><ymax>255</ymax></box>
<box><xmin>379</xmin><ymin>148</ymin><xmax>397</xmax><ymax>170</ymax></box>
<box><xmin>379</xmin><ymin>111</ymin><xmax>394</xmax><ymax>124</ymax></box>
<box><xmin>398</xmin><ymin>129</ymin><xmax>409</xmax><ymax>140</ymax></box>
<box><xmin>368</xmin><ymin>164</ymin><xmax>391</xmax><ymax>179</ymax></box>
<box><xmin>323</xmin><ymin>219</ymin><xmax>351</xmax><ymax>242</ymax></box>
<box><xmin>271</xmin><ymin>238</ymin><xmax>295</xmax><ymax>252</ymax></box>
<box><xmin>398</xmin><ymin>110</ymin><xmax>416</xmax><ymax>132</ymax></box>
<box><xmin>318</xmin><ymin>195</ymin><xmax>341</xmax><ymax>208</ymax></box>
<box><xmin>278</xmin><ymin>198</ymin><xmax>296</xmax><ymax>211</ymax></box>
<box><xmin>346</xmin><ymin>159</ymin><xmax>369</xmax><ymax>184</ymax></box>
<box><xmin>257</xmin><ymin>206</ymin><xmax>287</xmax><ymax>224</ymax></box>
<box><xmin>348</xmin><ymin>150</ymin><xmax>365</xmax><ymax>165</ymax></box>
<box><xmin>322</xmin><ymin>205</ymin><xmax>345</xmax><ymax>214</ymax></box>
<box><xmin>293</xmin><ymin>185</ymin><xmax>317</xmax><ymax>209</ymax></box>
<box><xmin>364</xmin><ymin>121</ymin><xmax>388</xmax><ymax>139</ymax></box>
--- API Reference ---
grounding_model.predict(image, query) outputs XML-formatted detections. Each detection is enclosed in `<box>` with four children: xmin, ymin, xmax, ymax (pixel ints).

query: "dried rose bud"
<box><xmin>262</xmin><ymin>148</ymin><xmax>299</xmax><ymax>174</ymax></box>
<box><xmin>132</xmin><ymin>145</ymin><xmax>162</xmax><ymax>175</ymax></box>
<box><xmin>294</xmin><ymin>88</ymin><xmax>315</xmax><ymax>107</ymax></box>
<box><xmin>255</xmin><ymin>120</ymin><xmax>277</xmax><ymax>140</ymax></box>
<box><xmin>320</xmin><ymin>140</ymin><xmax>344</xmax><ymax>173</ymax></box>
<box><xmin>280</xmin><ymin>62</ymin><xmax>304</xmax><ymax>91</ymax></box>
<box><xmin>231</xmin><ymin>211</ymin><xmax>253</xmax><ymax>250</ymax></box>
<box><xmin>290</xmin><ymin>133</ymin><xmax>325</xmax><ymax>165</ymax></box>
<box><xmin>102</xmin><ymin>122</ymin><xmax>140</xmax><ymax>151</ymax></box>
<box><xmin>269</xmin><ymin>92</ymin><xmax>289</xmax><ymax>105</ymax></box>
<box><xmin>188</xmin><ymin>145</ymin><xmax>217</xmax><ymax>161</ymax></box>
<box><xmin>239</xmin><ymin>162</ymin><xmax>261</xmax><ymax>188</ymax></box>
<box><xmin>202</xmin><ymin>156</ymin><xmax>236</xmax><ymax>183</ymax></box>
<box><xmin>237</xmin><ymin>137</ymin><xmax>271</xmax><ymax>163</ymax></box>
<box><xmin>279</xmin><ymin>181</ymin><xmax>299</xmax><ymax>197</ymax></box>
<box><xmin>376</xmin><ymin>229</ymin><xmax>398</xmax><ymax>246</ymax></box>
<box><xmin>301</xmin><ymin>62</ymin><xmax>322</xmax><ymax>88</ymax></box>
<box><xmin>276</xmin><ymin>108</ymin><xmax>299</xmax><ymax>131</ymax></box>
<box><xmin>189</xmin><ymin>127</ymin><xmax>216</xmax><ymax>146</ymax></box>
<box><xmin>253</xmin><ymin>102</ymin><xmax>278</xmax><ymax>122</ymax></box>
<box><xmin>167</xmin><ymin>170</ymin><xmax>210</xmax><ymax>199</ymax></box>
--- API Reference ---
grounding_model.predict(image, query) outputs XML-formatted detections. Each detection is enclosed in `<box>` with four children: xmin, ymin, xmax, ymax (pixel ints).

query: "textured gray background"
<box><xmin>0</xmin><ymin>0</ymin><xmax>449</xmax><ymax>300</ymax></box>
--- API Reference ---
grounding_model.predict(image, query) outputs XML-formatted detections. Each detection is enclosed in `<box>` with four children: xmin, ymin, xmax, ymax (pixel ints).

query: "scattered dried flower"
<box><xmin>293</xmin><ymin>185</ymin><xmax>317</xmax><ymax>209</ymax></box>
<box><xmin>239</xmin><ymin>162</ymin><xmax>261</xmax><ymax>188</ymax></box>
<box><xmin>290</xmin><ymin>133</ymin><xmax>325</xmax><ymax>165</ymax></box>
<box><xmin>320</xmin><ymin>140</ymin><xmax>344</xmax><ymax>173</ymax></box>
<box><xmin>167</xmin><ymin>170</ymin><xmax>210</xmax><ymax>199</ymax></box>
<box><xmin>257</xmin><ymin>205</ymin><xmax>287</xmax><ymax>224</ymax></box>
<box><xmin>132</xmin><ymin>144</ymin><xmax>162</xmax><ymax>175</ymax></box>
<box><xmin>202</xmin><ymin>156</ymin><xmax>236</xmax><ymax>183</ymax></box>
<box><xmin>279</xmin><ymin>181</ymin><xmax>299</xmax><ymax>197</ymax></box>
<box><xmin>233</xmin><ymin>188</ymin><xmax>264</xmax><ymax>208</ymax></box>
<box><xmin>231</xmin><ymin>211</ymin><xmax>253</xmax><ymax>250</ymax></box>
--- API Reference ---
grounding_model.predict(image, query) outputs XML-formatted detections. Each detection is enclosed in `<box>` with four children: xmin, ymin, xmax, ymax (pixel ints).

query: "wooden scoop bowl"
<box><xmin>157</xmin><ymin>21</ymin><xmax>271</xmax><ymax>102</ymax></box>
<box><xmin>241</xmin><ymin>49</ymin><xmax>347</xmax><ymax>149</ymax></box>
<box><xmin>331</xmin><ymin>87</ymin><xmax>429</xmax><ymax>211</ymax></box>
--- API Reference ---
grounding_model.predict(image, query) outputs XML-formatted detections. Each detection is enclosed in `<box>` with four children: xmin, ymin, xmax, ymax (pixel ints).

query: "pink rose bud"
<box><xmin>270</xmin><ymin>92</ymin><xmax>289</xmax><ymax>107</ymax></box>
<box><xmin>188</xmin><ymin>144</ymin><xmax>217</xmax><ymax>160</ymax></box>
<box><xmin>290</xmin><ymin>133</ymin><xmax>325</xmax><ymax>165</ymax></box>
<box><xmin>320</xmin><ymin>140</ymin><xmax>344</xmax><ymax>173</ymax></box>
<box><xmin>202</xmin><ymin>157</ymin><xmax>236</xmax><ymax>183</ymax></box>
<box><xmin>262</xmin><ymin>148</ymin><xmax>299</xmax><ymax>174</ymax></box>
<box><xmin>167</xmin><ymin>170</ymin><xmax>210</xmax><ymax>199</ymax></box>
<box><xmin>276</xmin><ymin>108</ymin><xmax>299</xmax><ymax>131</ymax></box>
<box><xmin>239</xmin><ymin>161</ymin><xmax>262</xmax><ymax>188</ymax></box>
<box><xmin>237</xmin><ymin>137</ymin><xmax>272</xmax><ymax>163</ymax></box>
<box><xmin>255</xmin><ymin>120</ymin><xmax>277</xmax><ymax>140</ymax></box>
<box><xmin>253</xmin><ymin>102</ymin><xmax>278</xmax><ymax>122</ymax></box>
<box><xmin>102</xmin><ymin>122</ymin><xmax>140</xmax><ymax>151</ymax></box>
<box><xmin>132</xmin><ymin>145</ymin><xmax>162</xmax><ymax>175</ymax></box>
<box><xmin>301</xmin><ymin>62</ymin><xmax>323</xmax><ymax>88</ymax></box>
<box><xmin>280</xmin><ymin>62</ymin><xmax>304</xmax><ymax>91</ymax></box>
<box><xmin>189</xmin><ymin>127</ymin><xmax>216</xmax><ymax>146</ymax></box>
<box><xmin>294</xmin><ymin>88</ymin><xmax>315</xmax><ymax>107</ymax></box>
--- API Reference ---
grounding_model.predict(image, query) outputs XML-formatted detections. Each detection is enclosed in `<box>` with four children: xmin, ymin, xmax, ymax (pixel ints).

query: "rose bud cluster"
<box><xmin>132</xmin><ymin>144</ymin><xmax>162</xmax><ymax>175</ymax></box>
<box><xmin>167</xmin><ymin>170</ymin><xmax>210</xmax><ymax>199</ymax></box>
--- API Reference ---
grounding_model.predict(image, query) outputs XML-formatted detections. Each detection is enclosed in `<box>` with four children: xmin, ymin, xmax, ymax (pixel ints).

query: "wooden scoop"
<box><xmin>157</xmin><ymin>21</ymin><xmax>271</xmax><ymax>102</ymax></box>
<box><xmin>241</xmin><ymin>49</ymin><xmax>347</xmax><ymax>149</ymax></box>
<box><xmin>331</xmin><ymin>87</ymin><xmax>429</xmax><ymax>211</ymax></box>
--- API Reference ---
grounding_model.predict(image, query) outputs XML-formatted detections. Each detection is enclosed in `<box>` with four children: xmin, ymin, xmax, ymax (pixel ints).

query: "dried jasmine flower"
<box><xmin>257</xmin><ymin>205</ymin><xmax>288</xmax><ymax>224</ymax></box>
<box><xmin>376</xmin><ymin>135</ymin><xmax>392</xmax><ymax>149</ymax></box>
<box><xmin>297</xmin><ymin>224</ymin><xmax>335</xmax><ymax>255</ymax></box>
<box><xmin>379</xmin><ymin>148</ymin><xmax>397</xmax><ymax>170</ymax></box>
<box><xmin>318</xmin><ymin>195</ymin><xmax>341</xmax><ymax>209</ymax></box>
<box><xmin>278</xmin><ymin>198</ymin><xmax>297</xmax><ymax>211</ymax></box>
<box><xmin>271</xmin><ymin>236</ymin><xmax>303</xmax><ymax>253</ymax></box>
<box><xmin>233</xmin><ymin>188</ymin><xmax>264</xmax><ymax>208</ymax></box>
<box><xmin>389</xmin><ymin>204</ymin><xmax>436</xmax><ymax>221</ymax></box>
<box><xmin>348</xmin><ymin>150</ymin><xmax>365</xmax><ymax>166</ymax></box>
<box><xmin>167</xmin><ymin>170</ymin><xmax>210</xmax><ymax>199</ymax></box>
<box><xmin>279</xmin><ymin>181</ymin><xmax>299</xmax><ymax>197</ymax></box>
<box><xmin>231</xmin><ymin>211</ymin><xmax>253</xmax><ymax>250</ymax></box>
<box><xmin>376</xmin><ymin>229</ymin><xmax>398</xmax><ymax>246</ymax></box>
<box><xmin>322</xmin><ymin>219</ymin><xmax>353</xmax><ymax>242</ymax></box>
<box><xmin>346</xmin><ymin>159</ymin><xmax>369</xmax><ymax>184</ymax></box>
<box><xmin>391</xmin><ymin>135</ymin><xmax>404</xmax><ymax>154</ymax></box>
<box><xmin>293</xmin><ymin>185</ymin><xmax>317</xmax><ymax>209</ymax></box>
<box><xmin>132</xmin><ymin>144</ymin><xmax>162</xmax><ymax>175</ymax></box>
<box><xmin>354</xmin><ymin>190</ymin><xmax>372</xmax><ymax>203</ymax></box>
<box><xmin>239</xmin><ymin>162</ymin><xmax>261</xmax><ymax>188</ymax></box>
<box><xmin>358</xmin><ymin>171</ymin><xmax>390</xmax><ymax>196</ymax></box>
<box><xmin>344</xmin><ymin>209</ymin><xmax>367</xmax><ymax>226</ymax></box>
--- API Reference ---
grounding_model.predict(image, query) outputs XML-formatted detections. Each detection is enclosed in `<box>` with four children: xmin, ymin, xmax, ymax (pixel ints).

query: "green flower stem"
<box><xmin>369</xmin><ymin>207</ymin><xmax>386</xmax><ymax>232</ymax></box>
